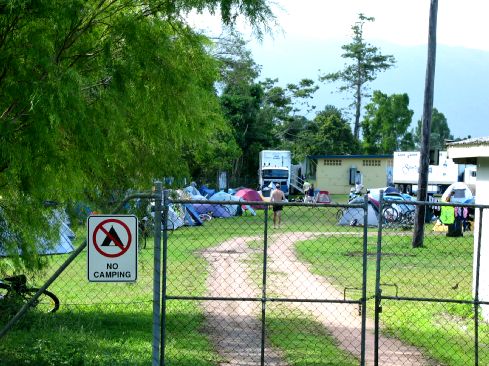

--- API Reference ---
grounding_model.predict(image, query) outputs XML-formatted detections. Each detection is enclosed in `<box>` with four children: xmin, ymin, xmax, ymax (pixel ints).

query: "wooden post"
<box><xmin>413</xmin><ymin>0</ymin><xmax>438</xmax><ymax>248</ymax></box>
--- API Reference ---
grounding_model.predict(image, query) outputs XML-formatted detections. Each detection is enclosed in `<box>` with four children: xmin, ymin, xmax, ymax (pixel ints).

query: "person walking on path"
<box><xmin>307</xmin><ymin>184</ymin><xmax>315</xmax><ymax>203</ymax></box>
<box><xmin>303</xmin><ymin>181</ymin><xmax>311</xmax><ymax>202</ymax></box>
<box><xmin>271</xmin><ymin>183</ymin><xmax>286</xmax><ymax>228</ymax></box>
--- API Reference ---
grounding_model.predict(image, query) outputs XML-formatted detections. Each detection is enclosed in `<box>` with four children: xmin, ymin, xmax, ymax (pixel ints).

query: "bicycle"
<box><xmin>199</xmin><ymin>213</ymin><xmax>212</xmax><ymax>222</ymax></box>
<box><xmin>0</xmin><ymin>275</ymin><xmax>60</xmax><ymax>314</ymax></box>
<box><xmin>398</xmin><ymin>208</ymin><xmax>416</xmax><ymax>226</ymax></box>
<box><xmin>381</xmin><ymin>204</ymin><xmax>400</xmax><ymax>224</ymax></box>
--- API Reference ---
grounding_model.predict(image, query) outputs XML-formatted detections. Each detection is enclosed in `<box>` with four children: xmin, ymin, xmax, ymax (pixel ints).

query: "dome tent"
<box><xmin>441</xmin><ymin>182</ymin><xmax>474</xmax><ymax>203</ymax></box>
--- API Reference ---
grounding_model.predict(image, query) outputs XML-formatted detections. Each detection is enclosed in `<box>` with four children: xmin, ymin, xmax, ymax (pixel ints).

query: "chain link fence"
<box><xmin>0</xmin><ymin>192</ymin><xmax>488</xmax><ymax>365</ymax></box>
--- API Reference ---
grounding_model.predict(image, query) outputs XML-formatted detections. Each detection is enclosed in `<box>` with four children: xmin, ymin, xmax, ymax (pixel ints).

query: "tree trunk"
<box><xmin>353</xmin><ymin>59</ymin><xmax>362</xmax><ymax>140</ymax></box>
<box><xmin>413</xmin><ymin>0</ymin><xmax>438</xmax><ymax>248</ymax></box>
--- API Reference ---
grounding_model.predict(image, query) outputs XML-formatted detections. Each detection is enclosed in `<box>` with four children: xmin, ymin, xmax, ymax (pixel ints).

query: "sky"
<box><xmin>188</xmin><ymin>0</ymin><xmax>489</xmax><ymax>138</ymax></box>
<box><xmin>257</xmin><ymin>0</ymin><xmax>489</xmax><ymax>51</ymax></box>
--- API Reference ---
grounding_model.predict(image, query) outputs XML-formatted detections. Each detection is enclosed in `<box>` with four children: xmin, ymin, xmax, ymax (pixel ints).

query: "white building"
<box><xmin>447</xmin><ymin>137</ymin><xmax>489</xmax><ymax>318</ymax></box>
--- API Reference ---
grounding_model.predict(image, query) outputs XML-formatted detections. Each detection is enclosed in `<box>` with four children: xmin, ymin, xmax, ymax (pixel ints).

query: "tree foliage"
<box><xmin>0</xmin><ymin>0</ymin><xmax>273</xmax><ymax>271</ymax></box>
<box><xmin>259</xmin><ymin>77</ymin><xmax>318</xmax><ymax>145</ymax></box>
<box><xmin>362</xmin><ymin>91</ymin><xmax>414</xmax><ymax>153</ymax></box>
<box><xmin>415</xmin><ymin>108</ymin><xmax>452</xmax><ymax>150</ymax></box>
<box><xmin>293</xmin><ymin>106</ymin><xmax>358</xmax><ymax>158</ymax></box>
<box><xmin>216</xmin><ymin>32</ymin><xmax>320</xmax><ymax>183</ymax></box>
<box><xmin>216</xmin><ymin>32</ymin><xmax>272</xmax><ymax>183</ymax></box>
<box><xmin>320</xmin><ymin>13</ymin><xmax>395</xmax><ymax>141</ymax></box>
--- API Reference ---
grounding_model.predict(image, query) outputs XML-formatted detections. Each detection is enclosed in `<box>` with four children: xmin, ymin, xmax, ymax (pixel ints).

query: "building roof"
<box><xmin>446</xmin><ymin>136</ymin><xmax>489</xmax><ymax>147</ymax></box>
<box><xmin>308</xmin><ymin>154</ymin><xmax>393</xmax><ymax>159</ymax></box>
<box><xmin>446</xmin><ymin>136</ymin><xmax>489</xmax><ymax>163</ymax></box>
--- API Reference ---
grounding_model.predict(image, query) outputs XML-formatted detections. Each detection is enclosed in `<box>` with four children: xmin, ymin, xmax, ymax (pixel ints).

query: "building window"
<box><xmin>363</xmin><ymin>159</ymin><xmax>381</xmax><ymax>167</ymax></box>
<box><xmin>324</xmin><ymin>159</ymin><xmax>342</xmax><ymax>166</ymax></box>
<box><xmin>387</xmin><ymin>159</ymin><xmax>393</xmax><ymax>167</ymax></box>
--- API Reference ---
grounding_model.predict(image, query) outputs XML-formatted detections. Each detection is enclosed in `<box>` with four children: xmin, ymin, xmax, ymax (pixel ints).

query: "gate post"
<box><xmin>474</xmin><ymin>207</ymin><xmax>484</xmax><ymax>366</ymax></box>
<box><xmin>361</xmin><ymin>194</ymin><xmax>369</xmax><ymax>365</ymax></box>
<box><xmin>160</xmin><ymin>189</ymin><xmax>170</xmax><ymax>366</ymax></box>
<box><xmin>374</xmin><ymin>190</ymin><xmax>385</xmax><ymax>366</ymax></box>
<box><xmin>152</xmin><ymin>181</ymin><xmax>163</xmax><ymax>366</ymax></box>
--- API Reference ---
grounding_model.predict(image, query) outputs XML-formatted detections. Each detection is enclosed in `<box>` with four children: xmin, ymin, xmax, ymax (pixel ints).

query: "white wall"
<box><xmin>474</xmin><ymin>157</ymin><xmax>489</xmax><ymax>318</ymax></box>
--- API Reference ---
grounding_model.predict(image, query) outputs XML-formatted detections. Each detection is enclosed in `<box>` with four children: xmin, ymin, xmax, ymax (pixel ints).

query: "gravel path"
<box><xmin>202</xmin><ymin>236</ymin><xmax>288</xmax><ymax>366</ymax></box>
<box><xmin>201</xmin><ymin>233</ymin><xmax>437</xmax><ymax>366</ymax></box>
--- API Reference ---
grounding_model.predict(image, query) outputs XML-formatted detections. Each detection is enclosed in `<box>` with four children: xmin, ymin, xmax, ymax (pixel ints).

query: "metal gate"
<box><xmin>373</xmin><ymin>195</ymin><xmax>487</xmax><ymax>366</ymax></box>
<box><xmin>161</xmin><ymin>193</ymin><xmax>488</xmax><ymax>366</ymax></box>
<box><xmin>160</xmin><ymin>194</ymin><xmax>369</xmax><ymax>365</ymax></box>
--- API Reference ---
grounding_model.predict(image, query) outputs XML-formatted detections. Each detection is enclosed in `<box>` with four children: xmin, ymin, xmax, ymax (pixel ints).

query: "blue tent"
<box><xmin>183</xmin><ymin>185</ymin><xmax>200</xmax><ymax>196</ymax></box>
<box><xmin>166</xmin><ymin>205</ymin><xmax>185</xmax><ymax>230</ymax></box>
<box><xmin>199</xmin><ymin>185</ymin><xmax>216</xmax><ymax>198</ymax></box>
<box><xmin>41</xmin><ymin>219</ymin><xmax>75</xmax><ymax>255</ymax></box>
<box><xmin>209</xmin><ymin>191</ymin><xmax>242</xmax><ymax>216</ymax></box>
<box><xmin>183</xmin><ymin>204</ymin><xmax>203</xmax><ymax>226</ymax></box>
<box><xmin>0</xmin><ymin>210</ymin><xmax>75</xmax><ymax>257</ymax></box>
<box><xmin>192</xmin><ymin>203</ymin><xmax>232</xmax><ymax>218</ymax></box>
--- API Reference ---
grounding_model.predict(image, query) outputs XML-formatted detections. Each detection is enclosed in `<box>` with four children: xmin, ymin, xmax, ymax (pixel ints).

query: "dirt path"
<box><xmin>202</xmin><ymin>233</ymin><xmax>436</xmax><ymax>366</ymax></box>
<box><xmin>202</xmin><ymin>236</ymin><xmax>288</xmax><ymax>366</ymax></box>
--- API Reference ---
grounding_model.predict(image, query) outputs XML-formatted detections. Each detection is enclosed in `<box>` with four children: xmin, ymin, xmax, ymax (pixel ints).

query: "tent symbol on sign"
<box><xmin>101</xmin><ymin>226</ymin><xmax>125</xmax><ymax>247</ymax></box>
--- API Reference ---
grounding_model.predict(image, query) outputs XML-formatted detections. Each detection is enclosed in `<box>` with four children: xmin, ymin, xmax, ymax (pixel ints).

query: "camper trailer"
<box><xmin>393</xmin><ymin>151</ymin><xmax>477</xmax><ymax>194</ymax></box>
<box><xmin>258</xmin><ymin>150</ymin><xmax>292</xmax><ymax>196</ymax></box>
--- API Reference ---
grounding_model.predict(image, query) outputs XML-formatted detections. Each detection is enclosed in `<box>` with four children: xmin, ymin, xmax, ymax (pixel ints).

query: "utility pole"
<box><xmin>413</xmin><ymin>0</ymin><xmax>438</xmax><ymax>248</ymax></box>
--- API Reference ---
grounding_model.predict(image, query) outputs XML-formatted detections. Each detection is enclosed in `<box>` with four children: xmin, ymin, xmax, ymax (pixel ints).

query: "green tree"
<box><xmin>362</xmin><ymin>91</ymin><xmax>414</xmax><ymax>153</ymax></box>
<box><xmin>320</xmin><ymin>13</ymin><xmax>395</xmax><ymax>141</ymax></box>
<box><xmin>0</xmin><ymin>0</ymin><xmax>273</xmax><ymax>271</ymax></box>
<box><xmin>259</xmin><ymin>77</ymin><xmax>318</xmax><ymax>147</ymax></box>
<box><xmin>217</xmin><ymin>31</ymin><xmax>319</xmax><ymax>183</ymax></box>
<box><xmin>303</xmin><ymin>106</ymin><xmax>359</xmax><ymax>156</ymax></box>
<box><xmin>415</xmin><ymin>108</ymin><xmax>453</xmax><ymax>150</ymax></box>
<box><xmin>216</xmin><ymin>32</ymin><xmax>273</xmax><ymax>184</ymax></box>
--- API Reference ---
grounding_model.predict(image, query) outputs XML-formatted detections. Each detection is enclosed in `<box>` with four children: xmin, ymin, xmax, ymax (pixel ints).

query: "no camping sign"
<box><xmin>87</xmin><ymin>215</ymin><xmax>138</xmax><ymax>282</ymax></box>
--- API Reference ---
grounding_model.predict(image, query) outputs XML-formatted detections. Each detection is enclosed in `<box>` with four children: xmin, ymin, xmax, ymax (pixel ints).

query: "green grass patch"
<box><xmin>266</xmin><ymin>306</ymin><xmax>358</xmax><ymax>366</ymax></box>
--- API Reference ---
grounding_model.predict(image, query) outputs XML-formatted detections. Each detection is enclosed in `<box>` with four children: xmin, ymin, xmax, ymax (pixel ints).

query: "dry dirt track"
<box><xmin>201</xmin><ymin>232</ymin><xmax>438</xmax><ymax>366</ymax></box>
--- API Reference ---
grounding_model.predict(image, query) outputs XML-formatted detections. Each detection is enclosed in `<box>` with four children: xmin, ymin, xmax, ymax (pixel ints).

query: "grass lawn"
<box><xmin>266</xmin><ymin>306</ymin><xmax>358</xmax><ymax>366</ymax></box>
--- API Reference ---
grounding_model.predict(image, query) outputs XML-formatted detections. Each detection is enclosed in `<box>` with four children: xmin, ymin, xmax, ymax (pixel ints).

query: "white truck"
<box><xmin>392</xmin><ymin>151</ymin><xmax>476</xmax><ymax>194</ymax></box>
<box><xmin>258</xmin><ymin>150</ymin><xmax>292</xmax><ymax>196</ymax></box>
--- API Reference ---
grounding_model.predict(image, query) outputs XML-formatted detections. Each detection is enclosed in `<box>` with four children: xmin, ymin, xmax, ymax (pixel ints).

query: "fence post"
<box><xmin>474</xmin><ymin>207</ymin><xmax>484</xmax><ymax>366</ymax></box>
<box><xmin>152</xmin><ymin>182</ymin><xmax>163</xmax><ymax>366</ymax></box>
<box><xmin>160</xmin><ymin>189</ymin><xmax>170</xmax><ymax>366</ymax></box>
<box><xmin>260</xmin><ymin>204</ymin><xmax>270</xmax><ymax>366</ymax></box>
<box><xmin>361</xmin><ymin>194</ymin><xmax>369</xmax><ymax>365</ymax></box>
<box><xmin>374</xmin><ymin>190</ymin><xmax>385</xmax><ymax>366</ymax></box>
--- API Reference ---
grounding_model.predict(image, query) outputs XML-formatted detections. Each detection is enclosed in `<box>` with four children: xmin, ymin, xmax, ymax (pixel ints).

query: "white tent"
<box><xmin>441</xmin><ymin>182</ymin><xmax>474</xmax><ymax>203</ymax></box>
<box><xmin>338</xmin><ymin>196</ymin><xmax>380</xmax><ymax>227</ymax></box>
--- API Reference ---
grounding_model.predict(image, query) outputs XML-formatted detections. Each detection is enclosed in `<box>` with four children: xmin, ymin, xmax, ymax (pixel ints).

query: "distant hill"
<box><xmin>251</xmin><ymin>38</ymin><xmax>489</xmax><ymax>139</ymax></box>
